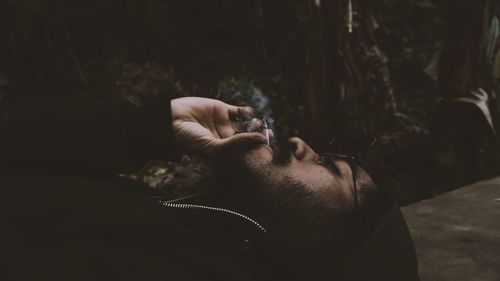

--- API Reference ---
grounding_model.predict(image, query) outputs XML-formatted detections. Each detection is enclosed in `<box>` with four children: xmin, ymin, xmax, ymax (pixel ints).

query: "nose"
<box><xmin>288</xmin><ymin>137</ymin><xmax>317</xmax><ymax>161</ymax></box>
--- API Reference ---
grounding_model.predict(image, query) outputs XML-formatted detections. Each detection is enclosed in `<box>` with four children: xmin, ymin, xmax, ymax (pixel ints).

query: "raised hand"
<box><xmin>171</xmin><ymin>97</ymin><xmax>267</xmax><ymax>156</ymax></box>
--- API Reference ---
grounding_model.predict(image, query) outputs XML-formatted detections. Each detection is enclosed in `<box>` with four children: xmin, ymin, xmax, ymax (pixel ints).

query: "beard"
<box><xmin>211</xmin><ymin>138</ymin><xmax>346</xmax><ymax>256</ymax></box>
<box><xmin>211</xmin><ymin>135</ymin><xmax>293</xmax><ymax>205</ymax></box>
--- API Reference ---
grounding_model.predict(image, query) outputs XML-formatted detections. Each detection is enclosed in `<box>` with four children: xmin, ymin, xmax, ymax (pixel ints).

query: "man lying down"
<box><xmin>0</xmin><ymin>96</ymin><xmax>419</xmax><ymax>281</ymax></box>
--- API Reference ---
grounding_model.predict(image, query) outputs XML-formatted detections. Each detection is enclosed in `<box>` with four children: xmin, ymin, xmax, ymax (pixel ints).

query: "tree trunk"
<box><xmin>303</xmin><ymin>0</ymin><xmax>342</xmax><ymax>148</ymax></box>
<box><xmin>302</xmin><ymin>0</ymin><xmax>397</xmax><ymax>148</ymax></box>
<box><xmin>431</xmin><ymin>0</ymin><xmax>498</xmax><ymax>186</ymax></box>
<box><xmin>439</xmin><ymin>0</ymin><xmax>495</xmax><ymax>98</ymax></box>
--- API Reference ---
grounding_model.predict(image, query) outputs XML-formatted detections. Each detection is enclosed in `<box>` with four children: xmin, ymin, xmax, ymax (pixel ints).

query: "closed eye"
<box><xmin>317</xmin><ymin>155</ymin><xmax>342</xmax><ymax>176</ymax></box>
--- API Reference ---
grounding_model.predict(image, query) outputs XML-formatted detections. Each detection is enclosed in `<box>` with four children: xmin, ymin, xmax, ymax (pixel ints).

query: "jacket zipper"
<box><xmin>158</xmin><ymin>199</ymin><xmax>267</xmax><ymax>233</ymax></box>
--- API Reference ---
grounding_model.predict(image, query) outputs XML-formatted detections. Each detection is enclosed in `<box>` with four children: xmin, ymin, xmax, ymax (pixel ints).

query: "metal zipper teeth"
<box><xmin>159</xmin><ymin>200</ymin><xmax>267</xmax><ymax>233</ymax></box>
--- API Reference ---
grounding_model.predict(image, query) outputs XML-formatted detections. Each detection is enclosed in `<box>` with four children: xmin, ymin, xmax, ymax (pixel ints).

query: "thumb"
<box><xmin>213</xmin><ymin>132</ymin><xmax>267</xmax><ymax>154</ymax></box>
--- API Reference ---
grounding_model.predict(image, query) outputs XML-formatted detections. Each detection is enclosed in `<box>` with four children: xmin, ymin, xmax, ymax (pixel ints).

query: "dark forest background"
<box><xmin>1</xmin><ymin>0</ymin><xmax>499</xmax><ymax>205</ymax></box>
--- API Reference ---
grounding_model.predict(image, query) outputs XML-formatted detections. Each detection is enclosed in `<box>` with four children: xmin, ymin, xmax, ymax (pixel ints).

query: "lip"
<box><xmin>261</xmin><ymin>144</ymin><xmax>274</xmax><ymax>155</ymax></box>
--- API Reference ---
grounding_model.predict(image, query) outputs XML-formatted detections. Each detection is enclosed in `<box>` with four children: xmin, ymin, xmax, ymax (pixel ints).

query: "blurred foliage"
<box><xmin>1</xmin><ymin>0</ymin><xmax>497</xmax><ymax>205</ymax></box>
<box><xmin>111</xmin><ymin>60</ymin><xmax>187</xmax><ymax>105</ymax></box>
<box><xmin>123</xmin><ymin>156</ymin><xmax>211</xmax><ymax>200</ymax></box>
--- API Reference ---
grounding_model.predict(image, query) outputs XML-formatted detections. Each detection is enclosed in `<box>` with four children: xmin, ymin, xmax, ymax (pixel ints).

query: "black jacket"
<box><xmin>0</xmin><ymin>97</ymin><xmax>419</xmax><ymax>281</ymax></box>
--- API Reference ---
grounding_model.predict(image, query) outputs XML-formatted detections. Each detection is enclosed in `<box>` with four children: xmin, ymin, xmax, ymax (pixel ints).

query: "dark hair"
<box><xmin>338</xmin><ymin>182</ymin><xmax>393</xmax><ymax>254</ymax></box>
<box><xmin>260</xmin><ymin>175</ymin><xmax>393</xmax><ymax>256</ymax></box>
<box><xmin>262</xmin><ymin>180</ymin><xmax>394</xmax><ymax>281</ymax></box>
<box><xmin>358</xmin><ymin>183</ymin><xmax>393</xmax><ymax>235</ymax></box>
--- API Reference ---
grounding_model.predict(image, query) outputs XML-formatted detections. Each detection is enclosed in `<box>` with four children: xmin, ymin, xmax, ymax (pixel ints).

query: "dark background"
<box><xmin>1</xmin><ymin>0</ymin><xmax>498</xmax><ymax>205</ymax></box>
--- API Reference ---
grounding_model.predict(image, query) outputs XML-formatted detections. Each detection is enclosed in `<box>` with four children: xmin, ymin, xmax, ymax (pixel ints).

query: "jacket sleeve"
<box><xmin>0</xmin><ymin>97</ymin><xmax>180</xmax><ymax>175</ymax></box>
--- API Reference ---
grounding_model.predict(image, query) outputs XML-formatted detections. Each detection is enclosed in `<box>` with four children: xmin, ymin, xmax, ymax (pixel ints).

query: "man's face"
<box><xmin>215</xmin><ymin>118</ymin><xmax>378</xmax><ymax>247</ymax></box>
<box><xmin>241</xmin><ymin>136</ymin><xmax>365</xmax><ymax>213</ymax></box>
<box><xmin>214</xmin><ymin>133</ymin><xmax>377</xmax><ymax>255</ymax></box>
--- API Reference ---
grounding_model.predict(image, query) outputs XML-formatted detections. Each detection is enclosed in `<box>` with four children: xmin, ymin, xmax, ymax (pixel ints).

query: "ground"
<box><xmin>403</xmin><ymin>177</ymin><xmax>500</xmax><ymax>281</ymax></box>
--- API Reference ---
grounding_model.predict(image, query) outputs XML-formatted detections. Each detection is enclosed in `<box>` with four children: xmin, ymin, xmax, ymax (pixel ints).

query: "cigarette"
<box><xmin>263</xmin><ymin>119</ymin><xmax>270</xmax><ymax>146</ymax></box>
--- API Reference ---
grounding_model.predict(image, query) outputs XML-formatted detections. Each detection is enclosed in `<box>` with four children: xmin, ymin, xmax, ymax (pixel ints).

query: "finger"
<box><xmin>212</xmin><ymin>132</ymin><xmax>266</xmax><ymax>154</ymax></box>
<box><xmin>232</xmin><ymin>118</ymin><xmax>262</xmax><ymax>134</ymax></box>
<box><xmin>227</xmin><ymin>105</ymin><xmax>254</xmax><ymax>121</ymax></box>
<box><xmin>246</xmin><ymin>118</ymin><xmax>264</xmax><ymax>132</ymax></box>
<box><xmin>231</xmin><ymin>120</ymin><xmax>249</xmax><ymax>133</ymax></box>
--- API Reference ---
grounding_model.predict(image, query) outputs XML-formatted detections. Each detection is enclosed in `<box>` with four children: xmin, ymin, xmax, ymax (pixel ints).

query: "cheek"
<box><xmin>292</xmin><ymin>167</ymin><xmax>354</xmax><ymax>209</ymax></box>
<box><xmin>277</xmin><ymin>164</ymin><xmax>332</xmax><ymax>191</ymax></box>
<box><xmin>317</xmin><ymin>185</ymin><xmax>354</xmax><ymax>211</ymax></box>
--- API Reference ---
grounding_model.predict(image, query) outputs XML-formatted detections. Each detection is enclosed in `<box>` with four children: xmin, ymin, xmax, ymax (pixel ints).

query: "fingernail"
<box><xmin>245</xmin><ymin>106</ymin><xmax>254</xmax><ymax>114</ymax></box>
<box><xmin>246</xmin><ymin>118</ymin><xmax>263</xmax><ymax>132</ymax></box>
